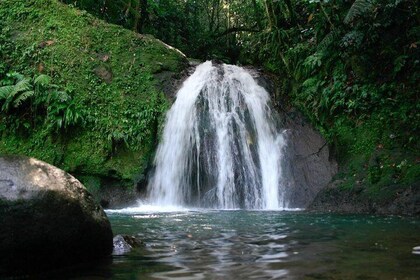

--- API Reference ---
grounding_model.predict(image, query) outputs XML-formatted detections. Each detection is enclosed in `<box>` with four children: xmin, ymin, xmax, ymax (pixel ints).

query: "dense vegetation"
<box><xmin>1</xmin><ymin>0</ymin><xmax>418</xmax><ymax>201</ymax></box>
<box><xmin>0</xmin><ymin>0</ymin><xmax>186</xmax><ymax>191</ymax></box>
<box><xmin>67</xmin><ymin>0</ymin><xmax>419</xmax><ymax>199</ymax></box>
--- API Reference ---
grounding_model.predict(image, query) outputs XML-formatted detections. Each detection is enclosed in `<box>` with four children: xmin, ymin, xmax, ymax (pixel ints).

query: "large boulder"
<box><xmin>281</xmin><ymin>110</ymin><xmax>338</xmax><ymax>208</ymax></box>
<box><xmin>0</xmin><ymin>156</ymin><xmax>113</xmax><ymax>276</ymax></box>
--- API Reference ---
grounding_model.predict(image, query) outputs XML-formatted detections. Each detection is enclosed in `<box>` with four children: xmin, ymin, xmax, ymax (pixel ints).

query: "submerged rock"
<box><xmin>0</xmin><ymin>156</ymin><xmax>113</xmax><ymax>276</ymax></box>
<box><xmin>113</xmin><ymin>234</ymin><xmax>144</xmax><ymax>255</ymax></box>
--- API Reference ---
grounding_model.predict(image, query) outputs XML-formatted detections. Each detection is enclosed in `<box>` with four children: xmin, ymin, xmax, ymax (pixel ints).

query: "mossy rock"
<box><xmin>0</xmin><ymin>0</ymin><xmax>188</xmax><ymax>192</ymax></box>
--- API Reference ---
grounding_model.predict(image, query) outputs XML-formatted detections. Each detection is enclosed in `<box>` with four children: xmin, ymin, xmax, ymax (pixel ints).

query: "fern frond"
<box><xmin>13</xmin><ymin>90</ymin><xmax>34</xmax><ymax>108</ymax></box>
<box><xmin>317</xmin><ymin>29</ymin><xmax>340</xmax><ymax>52</ymax></box>
<box><xmin>34</xmin><ymin>74</ymin><xmax>51</xmax><ymax>87</ymax></box>
<box><xmin>0</xmin><ymin>85</ymin><xmax>14</xmax><ymax>100</ymax></box>
<box><xmin>7</xmin><ymin>72</ymin><xmax>24</xmax><ymax>81</ymax></box>
<box><xmin>12</xmin><ymin>78</ymin><xmax>32</xmax><ymax>96</ymax></box>
<box><xmin>344</xmin><ymin>0</ymin><xmax>374</xmax><ymax>24</ymax></box>
<box><xmin>55</xmin><ymin>90</ymin><xmax>71</xmax><ymax>102</ymax></box>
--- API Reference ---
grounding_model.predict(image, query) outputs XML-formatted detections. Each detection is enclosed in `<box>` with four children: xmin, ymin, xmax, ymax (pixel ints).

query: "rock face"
<box><xmin>253</xmin><ymin>71</ymin><xmax>338</xmax><ymax>208</ymax></box>
<box><xmin>308</xmin><ymin>180</ymin><xmax>420</xmax><ymax>215</ymax></box>
<box><xmin>280</xmin><ymin>110</ymin><xmax>338</xmax><ymax>208</ymax></box>
<box><xmin>0</xmin><ymin>156</ymin><xmax>113</xmax><ymax>276</ymax></box>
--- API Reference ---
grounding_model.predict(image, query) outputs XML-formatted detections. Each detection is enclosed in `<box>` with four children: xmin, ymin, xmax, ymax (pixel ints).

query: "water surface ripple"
<box><xmin>98</xmin><ymin>210</ymin><xmax>420</xmax><ymax>280</ymax></box>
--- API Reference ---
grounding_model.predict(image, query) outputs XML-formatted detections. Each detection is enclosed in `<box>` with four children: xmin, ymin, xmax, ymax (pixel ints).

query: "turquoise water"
<box><xmin>60</xmin><ymin>210</ymin><xmax>420</xmax><ymax>279</ymax></box>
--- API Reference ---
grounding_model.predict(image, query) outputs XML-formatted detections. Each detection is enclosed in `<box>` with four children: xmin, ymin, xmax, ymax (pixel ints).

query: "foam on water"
<box><xmin>105</xmin><ymin>200</ymin><xmax>191</xmax><ymax>214</ymax></box>
<box><xmin>105</xmin><ymin>203</ymin><xmax>303</xmax><ymax>215</ymax></box>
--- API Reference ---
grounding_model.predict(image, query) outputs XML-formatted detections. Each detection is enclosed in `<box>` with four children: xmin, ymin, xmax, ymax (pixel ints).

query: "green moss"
<box><xmin>61</xmin><ymin>130</ymin><xmax>108</xmax><ymax>174</ymax></box>
<box><xmin>327</xmin><ymin>112</ymin><xmax>419</xmax><ymax>201</ymax></box>
<box><xmin>0</xmin><ymin>129</ymin><xmax>64</xmax><ymax>165</ymax></box>
<box><xmin>76</xmin><ymin>175</ymin><xmax>101</xmax><ymax>197</ymax></box>
<box><xmin>0</xmin><ymin>0</ymin><xmax>187</xmax><ymax>186</ymax></box>
<box><xmin>402</xmin><ymin>164</ymin><xmax>420</xmax><ymax>186</ymax></box>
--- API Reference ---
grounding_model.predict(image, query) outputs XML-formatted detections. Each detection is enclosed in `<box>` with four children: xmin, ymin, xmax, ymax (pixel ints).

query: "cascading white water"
<box><xmin>148</xmin><ymin>61</ymin><xmax>287</xmax><ymax>209</ymax></box>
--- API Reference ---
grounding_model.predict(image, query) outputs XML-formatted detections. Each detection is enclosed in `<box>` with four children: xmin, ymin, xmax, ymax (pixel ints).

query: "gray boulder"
<box><xmin>281</xmin><ymin>110</ymin><xmax>338</xmax><ymax>208</ymax></box>
<box><xmin>113</xmin><ymin>234</ymin><xmax>144</xmax><ymax>255</ymax></box>
<box><xmin>0</xmin><ymin>156</ymin><xmax>113</xmax><ymax>276</ymax></box>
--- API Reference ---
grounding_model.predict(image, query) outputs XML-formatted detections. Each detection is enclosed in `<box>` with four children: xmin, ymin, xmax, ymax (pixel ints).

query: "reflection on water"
<box><xmin>53</xmin><ymin>210</ymin><xmax>420</xmax><ymax>279</ymax></box>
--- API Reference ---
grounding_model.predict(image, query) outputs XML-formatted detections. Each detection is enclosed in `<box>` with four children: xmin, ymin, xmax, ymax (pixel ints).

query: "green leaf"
<box><xmin>344</xmin><ymin>0</ymin><xmax>375</xmax><ymax>24</ymax></box>
<box><xmin>393</xmin><ymin>55</ymin><xmax>408</xmax><ymax>74</ymax></box>
<box><xmin>13</xmin><ymin>90</ymin><xmax>34</xmax><ymax>108</ymax></box>
<box><xmin>34</xmin><ymin>74</ymin><xmax>51</xmax><ymax>87</ymax></box>
<box><xmin>0</xmin><ymin>85</ymin><xmax>14</xmax><ymax>100</ymax></box>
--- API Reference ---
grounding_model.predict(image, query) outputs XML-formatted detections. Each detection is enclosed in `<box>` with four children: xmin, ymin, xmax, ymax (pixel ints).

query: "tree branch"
<box><xmin>214</xmin><ymin>26</ymin><xmax>260</xmax><ymax>38</ymax></box>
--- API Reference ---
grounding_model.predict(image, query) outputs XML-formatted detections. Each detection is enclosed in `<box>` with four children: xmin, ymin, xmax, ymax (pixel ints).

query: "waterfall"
<box><xmin>147</xmin><ymin>61</ymin><xmax>287</xmax><ymax>209</ymax></box>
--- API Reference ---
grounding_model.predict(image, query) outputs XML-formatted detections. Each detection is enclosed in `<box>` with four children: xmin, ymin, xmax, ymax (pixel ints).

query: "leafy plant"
<box><xmin>0</xmin><ymin>72</ymin><xmax>33</xmax><ymax>112</ymax></box>
<box><xmin>0</xmin><ymin>72</ymin><xmax>84</xmax><ymax>133</ymax></box>
<box><xmin>344</xmin><ymin>0</ymin><xmax>375</xmax><ymax>24</ymax></box>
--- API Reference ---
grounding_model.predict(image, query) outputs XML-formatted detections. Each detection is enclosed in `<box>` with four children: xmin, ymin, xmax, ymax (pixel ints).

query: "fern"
<box><xmin>0</xmin><ymin>77</ymin><xmax>32</xmax><ymax>112</ymax></box>
<box><xmin>0</xmin><ymin>85</ymin><xmax>14</xmax><ymax>100</ymax></box>
<box><xmin>54</xmin><ymin>90</ymin><xmax>71</xmax><ymax>102</ymax></box>
<box><xmin>12</xmin><ymin>77</ymin><xmax>31</xmax><ymax>94</ymax></box>
<box><xmin>344</xmin><ymin>0</ymin><xmax>375</xmax><ymax>24</ymax></box>
<box><xmin>6</xmin><ymin>72</ymin><xmax>24</xmax><ymax>81</ymax></box>
<box><xmin>0</xmin><ymin>71</ymin><xmax>83</xmax><ymax>132</ymax></box>
<box><xmin>317</xmin><ymin>29</ymin><xmax>340</xmax><ymax>52</ymax></box>
<box><xmin>13</xmin><ymin>90</ymin><xmax>34</xmax><ymax>108</ymax></box>
<box><xmin>34</xmin><ymin>74</ymin><xmax>51</xmax><ymax>87</ymax></box>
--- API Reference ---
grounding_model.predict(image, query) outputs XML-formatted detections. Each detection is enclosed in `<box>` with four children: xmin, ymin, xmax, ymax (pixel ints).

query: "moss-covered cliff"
<box><xmin>0</xmin><ymin>0</ymin><xmax>188</xmax><ymax>194</ymax></box>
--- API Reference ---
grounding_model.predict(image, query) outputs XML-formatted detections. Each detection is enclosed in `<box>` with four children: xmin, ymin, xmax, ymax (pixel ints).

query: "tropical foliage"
<box><xmin>0</xmin><ymin>72</ymin><xmax>83</xmax><ymax>132</ymax></box>
<box><xmin>0</xmin><ymin>0</ymin><xmax>185</xmax><ymax>186</ymax></box>
<box><xmin>0</xmin><ymin>0</ymin><xmax>418</xmax><ymax>195</ymax></box>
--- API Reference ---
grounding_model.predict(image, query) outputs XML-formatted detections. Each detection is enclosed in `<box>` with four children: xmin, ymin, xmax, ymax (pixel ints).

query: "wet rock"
<box><xmin>252</xmin><ymin>71</ymin><xmax>338</xmax><ymax>208</ymax></box>
<box><xmin>96</xmin><ymin>179</ymin><xmax>139</xmax><ymax>209</ymax></box>
<box><xmin>308</xmin><ymin>180</ymin><xmax>420</xmax><ymax>215</ymax></box>
<box><xmin>113</xmin><ymin>234</ymin><xmax>144</xmax><ymax>255</ymax></box>
<box><xmin>154</xmin><ymin>70</ymin><xmax>180</xmax><ymax>98</ymax></box>
<box><xmin>154</xmin><ymin>61</ymin><xmax>190</xmax><ymax>99</ymax></box>
<box><xmin>188</xmin><ymin>58</ymin><xmax>202</xmax><ymax>67</ymax></box>
<box><xmin>306</xmin><ymin>181</ymin><xmax>373</xmax><ymax>214</ymax></box>
<box><xmin>113</xmin><ymin>235</ymin><xmax>132</xmax><ymax>255</ymax></box>
<box><xmin>0</xmin><ymin>156</ymin><xmax>113</xmax><ymax>276</ymax></box>
<box><xmin>281</xmin><ymin>111</ymin><xmax>338</xmax><ymax>208</ymax></box>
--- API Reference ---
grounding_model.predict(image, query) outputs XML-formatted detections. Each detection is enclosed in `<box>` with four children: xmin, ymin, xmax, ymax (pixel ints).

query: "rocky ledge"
<box><xmin>307</xmin><ymin>179</ymin><xmax>420</xmax><ymax>215</ymax></box>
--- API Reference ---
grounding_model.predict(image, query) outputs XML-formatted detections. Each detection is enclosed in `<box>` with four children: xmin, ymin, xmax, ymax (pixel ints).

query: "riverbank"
<box><xmin>308</xmin><ymin>179</ymin><xmax>420</xmax><ymax>215</ymax></box>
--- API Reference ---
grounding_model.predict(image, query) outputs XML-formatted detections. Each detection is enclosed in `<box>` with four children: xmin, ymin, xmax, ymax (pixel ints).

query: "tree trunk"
<box><xmin>264</xmin><ymin>0</ymin><xmax>274</xmax><ymax>30</ymax></box>
<box><xmin>133</xmin><ymin>0</ymin><xmax>140</xmax><ymax>32</ymax></box>
<box><xmin>319</xmin><ymin>2</ymin><xmax>334</xmax><ymax>28</ymax></box>
<box><xmin>252</xmin><ymin>0</ymin><xmax>263</xmax><ymax>30</ymax></box>
<box><xmin>285</xmin><ymin>0</ymin><xmax>296</xmax><ymax>25</ymax></box>
<box><xmin>139</xmin><ymin>0</ymin><xmax>148</xmax><ymax>33</ymax></box>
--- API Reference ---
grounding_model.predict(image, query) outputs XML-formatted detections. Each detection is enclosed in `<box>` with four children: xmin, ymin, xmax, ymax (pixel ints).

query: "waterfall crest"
<box><xmin>148</xmin><ymin>61</ymin><xmax>287</xmax><ymax>209</ymax></box>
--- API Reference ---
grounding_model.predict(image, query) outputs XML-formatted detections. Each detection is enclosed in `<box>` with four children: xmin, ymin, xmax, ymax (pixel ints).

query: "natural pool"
<box><xmin>51</xmin><ymin>208</ymin><xmax>420</xmax><ymax>279</ymax></box>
